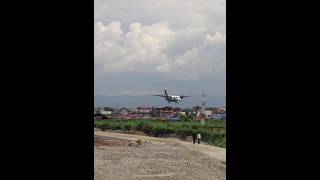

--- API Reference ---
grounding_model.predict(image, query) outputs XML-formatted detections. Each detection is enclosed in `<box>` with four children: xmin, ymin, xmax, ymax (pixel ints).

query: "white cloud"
<box><xmin>94</xmin><ymin>20</ymin><xmax>225</xmax><ymax>80</ymax></box>
<box><xmin>94</xmin><ymin>0</ymin><xmax>225</xmax><ymax>100</ymax></box>
<box><xmin>94</xmin><ymin>0</ymin><xmax>226</xmax><ymax>33</ymax></box>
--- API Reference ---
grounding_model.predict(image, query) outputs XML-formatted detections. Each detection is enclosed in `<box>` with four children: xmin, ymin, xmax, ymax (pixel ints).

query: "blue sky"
<box><xmin>94</xmin><ymin>0</ymin><xmax>226</xmax><ymax>107</ymax></box>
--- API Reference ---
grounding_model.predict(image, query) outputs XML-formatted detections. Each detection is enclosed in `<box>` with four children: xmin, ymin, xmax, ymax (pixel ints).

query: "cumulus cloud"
<box><xmin>94</xmin><ymin>20</ymin><xmax>225</xmax><ymax>80</ymax></box>
<box><xmin>94</xmin><ymin>0</ymin><xmax>226</xmax><ymax>33</ymax></box>
<box><xmin>94</xmin><ymin>0</ymin><xmax>225</xmax><ymax>101</ymax></box>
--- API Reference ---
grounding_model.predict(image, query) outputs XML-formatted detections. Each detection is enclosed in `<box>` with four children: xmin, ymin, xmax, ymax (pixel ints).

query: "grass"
<box><xmin>95</xmin><ymin>119</ymin><xmax>226</xmax><ymax>148</ymax></box>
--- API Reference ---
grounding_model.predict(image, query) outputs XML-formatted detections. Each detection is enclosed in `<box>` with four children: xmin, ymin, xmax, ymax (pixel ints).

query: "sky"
<box><xmin>94</xmin><ymin>0</ymin><xmax>226</xmax><ymax>107</ymax></box>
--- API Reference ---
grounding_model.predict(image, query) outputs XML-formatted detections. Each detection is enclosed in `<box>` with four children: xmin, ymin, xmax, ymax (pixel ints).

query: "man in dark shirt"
<box><xmin>192</xmin><ymin>133</ymin><xmax>197</xmax><ymax>144</ymax></box>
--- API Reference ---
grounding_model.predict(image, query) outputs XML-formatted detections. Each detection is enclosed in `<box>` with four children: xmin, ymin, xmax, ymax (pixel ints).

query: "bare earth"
<box><xmin>94</xmin><ymin>130</ymin><xmax>226</xmax><ymax>180</ymax></box>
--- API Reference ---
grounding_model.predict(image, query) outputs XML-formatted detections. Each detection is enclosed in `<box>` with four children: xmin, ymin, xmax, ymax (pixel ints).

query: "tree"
<box><xmin>103</xmin><ymin>107</ymin><xmax>114</xmax><ymax>111</ymax></box>
<box><xmin>186</xmin><ymin>114</ymin><xmax>194</xmax><ymax>120</ymax></box>
<box><xmin>179</xmin><ymin>114</ymin><xmax>192</xmax><ymax>122</ymax></box>
<box><xmin>183</xmin><ymin>108</ymin><xmax>192</xmax><ymax>115</ymax></box>
<box><xmin>192</xmin><ymin>106</ymin><xmax>202</xmax><ymax>111</ymax></box>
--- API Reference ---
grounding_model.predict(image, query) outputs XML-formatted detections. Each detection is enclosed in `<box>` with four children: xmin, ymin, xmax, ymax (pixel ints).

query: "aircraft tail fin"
<box><xmin>164</xmin><ymin>89</ymin><xmax>168</xmax><ymax>97</ymax></box>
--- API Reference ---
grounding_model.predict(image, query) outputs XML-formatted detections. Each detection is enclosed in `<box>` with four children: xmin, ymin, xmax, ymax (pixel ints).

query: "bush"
<box><xmin>181</xmin><ymin>124</ymin><xmax>190</xmax><ymax>128</ymax></box>
<box><xmin>136</xmin><ymin>139</ymin><xmax>142</xmax><ymax>145</ymax></box>
<box><xmin>191</xmin><ymin>124</ymin><xmax>199</xmax><ymax>130</ymax></box>
<box><xmin>152</xmin><ymin>126</ymin><xmax>168</xmax><ymax>136</ymax></box>
<box><xmin>175</xmin><ymin>127</ymin><xmax>192</xmax><ymax>138</ymax></box>
<box><xmin>100</xmin><ymin>124</ymin><xmax>111</xmax><ymax>131</ymax></box>
<box><xmin>110</xmin><ymin>123</ymin><xmax>121</xmax><ymax>130</ymax></box>
<box><xmin>142</xmin><ymin>124</ymin><xmax>154</xmax><ymax>135</ymax></box>
<box><xmin>124</xmin><ymin>124</ymin><xmax>132</xmax><ymax>131</ymax></box>
<box><xmin>94</xmin><ymin>119</ymin><xmax>226</xmax><ymax>148</ymax></box>
<box><xmin>100</xmin><ymin>126</ymin><xmax>107</xmax><ymax>131</ymax></box>
<box><xmin>136</xmin><ymin>121</ymin><xmax>147</xmax><ymax>131</ymax></box>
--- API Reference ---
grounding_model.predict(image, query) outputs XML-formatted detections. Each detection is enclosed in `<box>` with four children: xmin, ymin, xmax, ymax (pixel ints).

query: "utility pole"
<box><xmin>200</xmin><ymin>89</ymin><xmax>206</xmax><ymax>125</ymax></box>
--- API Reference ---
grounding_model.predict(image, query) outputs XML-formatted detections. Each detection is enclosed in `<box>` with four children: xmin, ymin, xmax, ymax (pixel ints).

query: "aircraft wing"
<box><xmin>180</xmin><ymin>95</ymin><xmax>191</xmax><ymax>99</ymax></box>
<box><xmin>154</xmin><ymin>95</ymin><xmax>167</xmax><ymax>97</ymax></box>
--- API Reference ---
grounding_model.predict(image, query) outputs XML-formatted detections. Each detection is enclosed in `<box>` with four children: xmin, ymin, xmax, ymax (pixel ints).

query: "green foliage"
<box><xmin>180</xmin><ymin>115</ymin><xmax>192</xmax><ymax>122</ymax></box>
<box><xmin>142</xmin><ymin>124</ymin><xmax>155</xmax><ymax>134</ymax></box>
<box><xmin>124</xmin><ymin>124</ymin><xmax>132</xmax><ymax>131</ymax></box>
<box><xmin>191</xmin><ymin>124</ymin><xmax>199</xmax><ymax>130</ymax></box>
<box><xmin>183</xmin><ymin>108</ymin><xmax>192</xmax><ymax>114</ymax></box>
<box><xmin>94</xmin><ymin>119</ymin><xmax>226</xmax><ymax>148</ymax></box>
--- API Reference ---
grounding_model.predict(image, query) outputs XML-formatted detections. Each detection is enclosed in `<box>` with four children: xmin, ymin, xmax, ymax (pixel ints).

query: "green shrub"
<box><xmin>151</xmin><ymin>126</ymin><xmax>169</xmax><ymax>137</ymax></box>
<box><xmin>136</xmin><ymin>139</ymin><xmax>142</xmax><ymax>145</ymax></box>
<box><xmin>124</xmin><ymin>124</ymin><xmax>132</xmax><ymax>131</ymax></box>
<box><xmin>136</xmin><ymin>121</ymin><xmax>147</xmax><ymax>131</ymax></box>
<box><xmin>142</xmin><ymin>124</ymin><xmax>154</xmax><ymax>135</ymax></box>
<box><xmin>191</xmin><ymin>124</ymin><xmax>199</xmax><ymax>130</ymax></box>
<box><xmin>101</xmin><ymin>124</ymin><xmax>111</xmax><ymax>131</ymax></box>
<box><xmin>110</xmin><ymin>123</ymin><xmax>121</xmax><ymax>130</ymax></box>
<box><xmin>94</xmin><ymin>119</ymin><xmax>226</xmax><ymax>148</ymax></box>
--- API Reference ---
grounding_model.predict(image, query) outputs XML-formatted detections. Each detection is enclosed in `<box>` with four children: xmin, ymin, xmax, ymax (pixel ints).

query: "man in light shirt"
<box><xmin>197</xmin><ymin>133</ymin><xmax>201</xmax><ymax>144</ymax></box>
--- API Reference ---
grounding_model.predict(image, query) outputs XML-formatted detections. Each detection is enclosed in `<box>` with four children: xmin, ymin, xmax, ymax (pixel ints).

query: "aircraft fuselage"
<box><xmin>166</xmin><ymin>95</ymin><xmax>182</xmax><ymax>103</ymax></box>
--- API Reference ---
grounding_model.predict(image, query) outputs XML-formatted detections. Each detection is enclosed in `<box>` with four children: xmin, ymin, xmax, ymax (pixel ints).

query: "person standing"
<box><xmin>192</xmin><ymin>133</ymin><xmax>197</xmax><ymax>144</ymax></box>
<box><xmin>197</xmin><ymin>133</ymin><xmax>201</xmax><ymax>144</ymax></box>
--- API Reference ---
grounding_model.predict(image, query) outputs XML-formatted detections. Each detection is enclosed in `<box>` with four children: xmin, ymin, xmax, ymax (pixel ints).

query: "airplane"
<box><xmin>154</xmin><ymin>89</ymin><xmax>190</xmax><ymax>103</ymax></box>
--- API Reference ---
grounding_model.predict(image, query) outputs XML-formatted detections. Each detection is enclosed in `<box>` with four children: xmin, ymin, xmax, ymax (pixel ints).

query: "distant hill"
<box><xmin>94</xmin><ymin>95</ymin><xmax>225</xmax><ymax>108</ymax></box>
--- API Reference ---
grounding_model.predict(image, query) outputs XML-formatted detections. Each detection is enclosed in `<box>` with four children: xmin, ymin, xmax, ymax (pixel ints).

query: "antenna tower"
<box><xmin>202</xmin><ymin>89</ymin><xmax>206</xmax><ymax>110</ymax></box>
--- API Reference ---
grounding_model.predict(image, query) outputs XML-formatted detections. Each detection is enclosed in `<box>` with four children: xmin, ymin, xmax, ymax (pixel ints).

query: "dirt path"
<box><xmin>94</xmin><ymin>130</ymin><xmax>226</xmax><ymax>163</ymax></box>
<box><xmin>94</xmin><ymin>131</ymin><xmax>226</xmax><ymax>180</ymax></box>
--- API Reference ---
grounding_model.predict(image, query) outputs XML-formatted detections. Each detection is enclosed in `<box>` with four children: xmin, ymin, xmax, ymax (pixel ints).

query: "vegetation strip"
<box><xmin>95</xmin><ymin>119</ymin><xmax>226</xmax><ymax>148</ymax></box>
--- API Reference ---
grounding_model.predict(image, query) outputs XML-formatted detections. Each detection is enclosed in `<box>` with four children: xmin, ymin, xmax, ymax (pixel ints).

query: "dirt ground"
<box><xmin>94</xmin><ymin>135</ymin><xmax>226</xmax><ymax>180</ymax></box>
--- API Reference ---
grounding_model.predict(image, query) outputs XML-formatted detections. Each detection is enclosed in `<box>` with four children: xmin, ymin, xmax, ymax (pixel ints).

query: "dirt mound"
<box><xmin>95</xmin><ymin>139</ymin><xmax>226</xmax><ymax>180</ymax></box>
<box><xmin>94</xmin><ymin>136</ymin><xmax>155</xmax><ymax>147</ymax></box>
<box><xmin>94</xmin><ymin>136</ymin><xmax>129</xmax><ymax>146</ymax></box>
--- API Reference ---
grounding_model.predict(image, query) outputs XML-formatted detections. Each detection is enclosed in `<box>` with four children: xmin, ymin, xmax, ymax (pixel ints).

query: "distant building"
<box><xmin>167</xmin><ymin>117</ymin><xmax>180</xmax><ymax>121</ymax></box>
<box><xmin>136</xmin><ymin>106</ymin><xmax>182</xmax><ymax>120</ymax></box>
<box><xmin>204</xmin><ymin>110</ymin><xmax>213</xmax><ymax>119</ymax></box>
<box><xmin>125</xmin><ymin>111</ymin><xmax>140</xmax><ymax>119</ymax></box>
<box><xmin>217</xmin><ymin>107</ymin><xmax>226</xmax><ymax>113</ymax></box>
<box><xmin>137</xmin><ymin>107</ymin><xmax>153</xmax><ymax>118</ymax></box>
<box><xmin>150</xmin><ymin>108</ymin><xmax>161</xmax><ymax>117</ymax></box>
<box><xmin>137</xmin><ymin>107</ymin><xmax>153</xmax><ymax>113</ymax></box>
<box><xmin>119</xmin><ymin>108</ymin><xmax>130</xmax><ymax>116</ymax></box>
<box><xmin>211</xmin><ymin>106</ymin><xmax>226</xmax><ymax>120</ymax></box>
<box><xmin>195</xmin><ymin>111</ymin><xmax>206</xmax><ymax>121</ymax></box>
<box><xmin>158</xmin><ymin>106</ymin><xmax>181</xmax><ymax>120</ymax></box>
<box><xmin>100</xmin><ymin>110</ymin><xmax>112</xmax><ymax>115</ymax></box>
<box><xmin>214</xmin><ymin>112</ymin><xmax>226</xmax><ymax>120</ymax></box>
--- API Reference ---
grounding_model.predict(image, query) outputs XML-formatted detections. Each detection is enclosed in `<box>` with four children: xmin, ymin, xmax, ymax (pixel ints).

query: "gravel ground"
<box><xmin>94</xmin><ymin>136</ymin><xmax>226</xmax><ymax>180</ymax></box>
